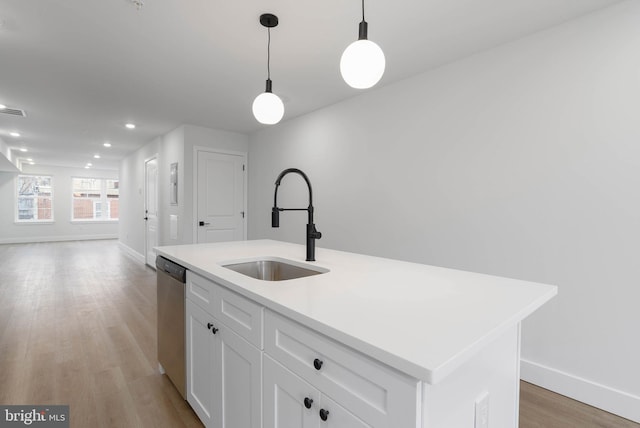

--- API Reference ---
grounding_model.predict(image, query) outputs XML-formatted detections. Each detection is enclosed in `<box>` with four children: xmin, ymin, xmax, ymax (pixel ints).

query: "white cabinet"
<box><xmin>186</xmin><ymin>272</ymin><xmax>262</xmax><ymax>428</ymax></box>
<box><xmin>263</xmin><ymin>355</ymin><xmax>319</xmax><ymax>428</ymax></box>
<box><xmin>264</xmin><ymin>310</ymin><xmax>420</xmax><ymax>428</ymax></box>
<box><xmin>264</xmin><ymin>355</ymin><xmax>370</xmax><ymax>428</ymax></box>
<box><xmin>213</xmin><ymin>282</ymin><xmax>263</xmax><ymax>348</ymax></box>
<box><xmin>187</xmin><ymin>269</ymin><xmax>263</xmax><ymax>348</ymax></box>
<box><xmin>186</xmin><ymin>271</ymin><xmax>420</xmax><ymax>428</ymax></box>
<box><xmin>213</xmin><ymin>320</ymin><xmax>262</xmax><ymax>428</ymax></box>
<box><xmin>186</xmin><ymin>299</ymin><xmax>216</xmax><ymax>426</ymax></box>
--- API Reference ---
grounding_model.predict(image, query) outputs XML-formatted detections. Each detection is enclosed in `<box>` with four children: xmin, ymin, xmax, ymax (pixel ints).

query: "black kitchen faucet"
<box><xmin>272</xmin><ymin>168</ymin><xmax>322</xmax><ymax>261</ymax></box>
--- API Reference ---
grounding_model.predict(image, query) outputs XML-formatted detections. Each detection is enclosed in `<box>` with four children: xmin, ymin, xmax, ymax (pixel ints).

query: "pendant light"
<box><xmin>253</xmin><ymin>13</ymin><xmax>284</xmax><ymax>125</ymax></box>
<box><xmin>340</xmin><ymin>0</ymin><xmax>385</xmax><ymax>89</ymax></box>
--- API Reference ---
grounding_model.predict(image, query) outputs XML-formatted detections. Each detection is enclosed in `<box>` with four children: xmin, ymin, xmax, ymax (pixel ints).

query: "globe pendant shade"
<box><xmin>340</xmin><ymin>39</ymin><xmax>385</xmax><ymax>89</ymax></box>
<box><xmin>252</xmin><ymin>92</ymin><xmax>284</xmax><ymax>125</ymax></box>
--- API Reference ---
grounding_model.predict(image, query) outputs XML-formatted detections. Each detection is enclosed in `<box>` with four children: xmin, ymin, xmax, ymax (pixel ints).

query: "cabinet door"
<box><xmin>264</xmin><ymin>355</ymin><xmax>319</xmax><ymax>428</ymax></box>
<box><xmin>318</xmin><ymin>395</ymin><xmax>372</xmax><ymax>428</ymax></box>
<box><xmin>213</xmin><ymin>324</ymin><xmax>262</xmax><ymax>428</ymax></box>
<box><xmin>186</xmin><ymin>299</ymin><xmax>216</xmax><ymax>426</ymax></box>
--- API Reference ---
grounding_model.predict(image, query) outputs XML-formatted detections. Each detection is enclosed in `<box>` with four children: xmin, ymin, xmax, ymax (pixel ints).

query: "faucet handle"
<box><xmin>309</xmin><ymin>225</ymin><xmax>322</xmax><ymax>240</ymax></box>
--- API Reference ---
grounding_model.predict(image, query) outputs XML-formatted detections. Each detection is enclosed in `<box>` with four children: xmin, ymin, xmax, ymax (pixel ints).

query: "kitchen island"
<box><xmin>156</xmin><ymin>239</ymin><xmax>556</xmax><ymax>428</ymax></box>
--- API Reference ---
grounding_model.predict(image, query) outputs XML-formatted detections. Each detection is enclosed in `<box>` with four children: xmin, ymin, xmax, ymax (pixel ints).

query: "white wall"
<box><xmin>118</xmin><ymin>137</ymin><xmax>160</xmax><ymax>257</ymax></box>
<box><xmin>119</xmin><ymin>124</ymin><xmax>248</xmax><ymax>257</ymax></box>
<box><xmin>247</xmin><ymin>1</ymin><xmax>640</xmax><ymax>422</ymax></box>
<box><xmin>159</xmin><ymin>126</ymin><xmax>185</xmax><ymax>245</ymax></box>
<box><xmin>0</xmin><ymin>164</ymin><xmax>118</xmax><ymax>244</ymax></box>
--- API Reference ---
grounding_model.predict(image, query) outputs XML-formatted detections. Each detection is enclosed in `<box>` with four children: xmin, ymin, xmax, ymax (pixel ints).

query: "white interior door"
<box><xmin>196</xmin><ymin>151</ymin><xmax>246</xmax><ymax>243</ymax></box>
<box><xmin>145</xmin><ymin>156</ymin><xmax>159</xmax><ymax>267</ymax></box>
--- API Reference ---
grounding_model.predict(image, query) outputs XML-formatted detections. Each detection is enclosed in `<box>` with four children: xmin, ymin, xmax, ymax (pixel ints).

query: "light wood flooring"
<box><xmin>520</xmin><ymin>382</ymin><xmax>639</xmax><ymax>428</ymax></box>
<box><xmin>0</xmin><ymin>240</ymin><xmax>637</xmax><ymax>428</ymax></box>
<box><xmin>0</xmin><ymin>240</ymin><xmax>202</xmax><ymax>427</ymax></box>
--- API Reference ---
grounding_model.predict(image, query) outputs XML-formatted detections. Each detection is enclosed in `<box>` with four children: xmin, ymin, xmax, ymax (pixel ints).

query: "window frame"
<box><xmin>15</xmin><ymin>174</ymin><xmax>55</xmax><ymax>223</ymax></box>
<box><xmin>70</xmin><ymin>177</ymin><xmax>119</xmax><ymax>222</ymax></box>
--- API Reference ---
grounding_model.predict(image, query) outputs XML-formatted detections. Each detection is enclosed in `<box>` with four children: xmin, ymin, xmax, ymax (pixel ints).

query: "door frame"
<box><xmin>192</xmin><ymin>146</ymin><xmax>248</xmax><ymax>244</ymax></box>
<box><xmin>144</xmin><ymin>154</ymin><xmax>159</xmax><ymax>268</ymax></box>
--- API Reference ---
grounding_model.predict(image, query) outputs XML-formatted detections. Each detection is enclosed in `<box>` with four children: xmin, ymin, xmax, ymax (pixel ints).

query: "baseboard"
<box><xmin>521</xmin><ymin>358</ymin><xmax>640</xmax><ymax>423</ymax></box>
<box><xmin>118</xmin><ymin>241</ymin><xmax>146</xmax><ymax>264</ymax></box>
<box><xmin>0</xmin><ymin>234</ymin><xmax>117</xmax><ymax>244</ymax></box>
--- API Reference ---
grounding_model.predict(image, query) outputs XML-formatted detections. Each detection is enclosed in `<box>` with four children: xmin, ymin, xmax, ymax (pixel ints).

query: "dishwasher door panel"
<box><xmin>157</xmin><ymin>267</ymin><xmax>186</xmax><ymax>399</ymax></box>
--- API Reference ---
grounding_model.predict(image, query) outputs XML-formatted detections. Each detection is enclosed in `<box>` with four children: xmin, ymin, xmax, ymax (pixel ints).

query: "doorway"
<box><xmin>144</xmin><ymin>156</ymin><xmax>159</xmax><ymax>267</ymax></box>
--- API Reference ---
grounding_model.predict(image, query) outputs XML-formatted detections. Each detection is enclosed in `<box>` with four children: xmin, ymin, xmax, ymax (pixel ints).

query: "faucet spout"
<box><xmin>272</xmin><ymin>168</ymin><xmax>322</xmax><ymax>261</ymax></box>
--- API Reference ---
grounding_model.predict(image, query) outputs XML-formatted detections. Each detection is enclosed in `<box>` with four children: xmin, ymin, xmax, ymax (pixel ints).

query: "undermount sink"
<box><xmin>221</xmin><ymin>258</ymin><xmax>328</xmax><ymax>281</ymax></box>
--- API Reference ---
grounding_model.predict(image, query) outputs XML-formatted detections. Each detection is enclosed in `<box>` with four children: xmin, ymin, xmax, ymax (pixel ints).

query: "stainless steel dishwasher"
<box><xmin>156</xmin><ymin>255</ymin><xmax>186</xmax><ymax>399</ymax></box>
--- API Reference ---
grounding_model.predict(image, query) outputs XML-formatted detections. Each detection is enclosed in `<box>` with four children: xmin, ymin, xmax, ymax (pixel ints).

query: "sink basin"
<box><xmin>221</xmin><ymin>258</ymin><xmax>328</xmax><ymax>281</ymax></box>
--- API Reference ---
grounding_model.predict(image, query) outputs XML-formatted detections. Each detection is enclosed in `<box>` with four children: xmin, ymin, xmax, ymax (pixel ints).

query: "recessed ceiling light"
<box><xmin>19</xmin><ymin>148</ymin><xmax>28</xmax><ymax>152</ymax></box>
<box><xmin>94</xmin><ymin>154</ymin><xmax>101</xmax><ymax>159</ymax></box>
<box><xmin>0</xmin><ymin>104</ymin><xmax>6</xmax><ymax>110</ymax></box>
<box><xmin>86</xmin><ymin>163</ymin><xmax>92</xmax><ymax>167</ymax></box>
<box><xmin>103</xmin><ymin>142</ymin><xmax>112</xmax><ymax>148</ymax></box>
<box><xmin>10</xmin><ymin>132</ymin><xmax>20</xmax><ymax>137</ymax></box>
<box><xmin>28</xmin><ymin>162</ymin><xmax>35</xmax><ymax>165</ymax></box>
<box><xmin>85</xmin><ymin>166</ymin><xmax>90</xmax><ymax>169</ymax></box>
<box><xmin>26</xmin><ymin>158</ymin><xmax>33</xmax><ymax>162</ymax></box>
<box><xmin>125</xmin><ymin>123</ymin><xmax>136</xmax><ymax>129</ymax></box>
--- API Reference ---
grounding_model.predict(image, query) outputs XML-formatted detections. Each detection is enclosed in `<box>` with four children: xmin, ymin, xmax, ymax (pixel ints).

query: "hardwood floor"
<box><xmin>0</xmin><ymin>240</ymin><xmax>637</xmax><ymax>428</ymax></box>
<box><xmin>520</xmin><ymin>381</ymin><xmax>639</xmax><ymax>428</ymax></box>
<box><xmin>0</xmin><ymin>240</ymin><xmax>202</xmax><ymax>428</ymax></box>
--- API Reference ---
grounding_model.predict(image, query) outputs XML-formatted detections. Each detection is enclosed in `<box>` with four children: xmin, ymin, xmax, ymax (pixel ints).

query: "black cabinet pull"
<box><xmin>319</xmin><ymin>409</ymin><xmax>330</xmax><ymax>421</ymax></box>
<box><xmin>206</xmin><ymin>322</ymin><xmax>219</xmax><ymax>334</ymax></box>
<box><xmin>304</xmin><ymin>397</ymin><xmax>313</xmax><ymax>409</ymax></box>
<box><xmin>313</xmin><ymin>358</ymin><xmax>323</xmax><ymax>370</ymax></box>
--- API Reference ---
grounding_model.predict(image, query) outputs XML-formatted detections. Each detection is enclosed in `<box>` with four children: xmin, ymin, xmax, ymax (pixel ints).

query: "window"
<box><xmin>72</xmin><ymin>178</ymin><xmax>119</xmax><ymax>221</ymax></box>
<box><xmin>16</xmin><ymin>175</ymin><xmax>54</xmax><ymax>222</ymax></box>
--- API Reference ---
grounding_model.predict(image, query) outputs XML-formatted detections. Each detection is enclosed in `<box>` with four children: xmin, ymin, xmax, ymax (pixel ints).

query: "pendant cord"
<box><xmin>267</xmin><ymin>27</ymin><xmax>271</xmax><ymax>80</ymax></box>
<box><xmin>362</xmin><ymin>0</ymin><xmax>365</xmax><ymax>22</ymax></box>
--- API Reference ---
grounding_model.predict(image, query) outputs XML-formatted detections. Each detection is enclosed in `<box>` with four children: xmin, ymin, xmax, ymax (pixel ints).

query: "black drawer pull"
<box><xmin>304</xmin><ymin>397</ymin><xmax>313</xmax><ymax>409</ymax></box>
<box><xmin>319</xmin><ymin>409</ymin><xmax>330</xmax><ymax>421</ymax></box>
<box><xmin>313</xmin><ymin>358</ymin><xmax>323</xmax><ymax>370</ymax></box>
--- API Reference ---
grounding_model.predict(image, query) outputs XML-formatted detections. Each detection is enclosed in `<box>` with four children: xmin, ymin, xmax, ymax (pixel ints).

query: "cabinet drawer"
<box><xmin>186</xmin><ymin>271</ymin><xmax>263</xmax><ymax>349</ymax></box>
<box><xmin>265</xmin><ymin>310</ymin><xmax>420</xmax><ymax>428</ymax></box>
<box><xmin>213</xmin><ymin>284</ymin><xmax>263</xmax><ymax>349</ymax></box>
<box><xmin>186</xmin><ymin>271</ymin><xmax>216</xmax><ymax>313</ymax></box>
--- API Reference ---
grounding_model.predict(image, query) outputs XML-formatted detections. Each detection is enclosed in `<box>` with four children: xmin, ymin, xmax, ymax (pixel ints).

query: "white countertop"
<box><xmin>155</xmin><ymin>239</ymin><xmax>556</xmax><ymax>384</ymax></box>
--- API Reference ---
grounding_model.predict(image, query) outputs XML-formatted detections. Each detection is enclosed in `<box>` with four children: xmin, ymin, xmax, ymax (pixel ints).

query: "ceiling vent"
<box><xmin>0</xmin><ymin>108</ymin><xmax>26</xmax><ymax>117</ymax></box>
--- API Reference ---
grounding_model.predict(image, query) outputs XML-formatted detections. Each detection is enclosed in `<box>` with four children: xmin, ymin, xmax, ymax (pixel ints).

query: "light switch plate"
<box><xmin>170</xmin><ymin>215</ymin><xmax>178</xmax><ymax>240</ymax></box>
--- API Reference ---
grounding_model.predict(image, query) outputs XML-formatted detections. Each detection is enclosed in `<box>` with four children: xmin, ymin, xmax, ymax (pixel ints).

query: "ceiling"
<box><xmin>0</xmin><ymin>0</ymin><xmax>623</xmax><ymax>171</ymax></box>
